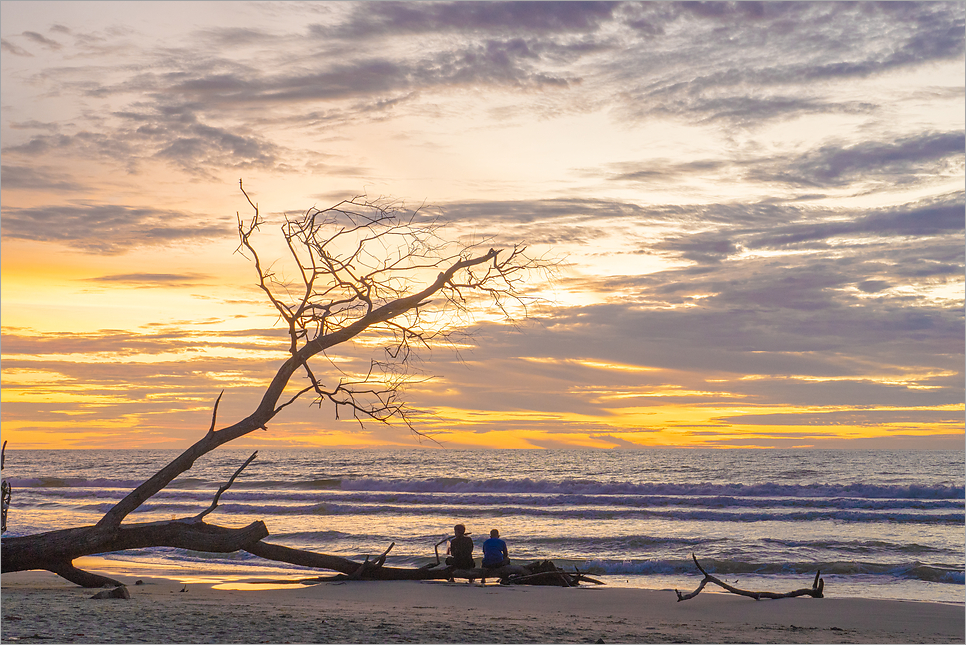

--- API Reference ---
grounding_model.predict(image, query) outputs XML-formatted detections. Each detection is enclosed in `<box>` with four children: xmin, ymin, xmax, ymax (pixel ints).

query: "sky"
<box><xmin>1</xmin><ymin>1</ymin><xmax>963</xmax><ymax>451</ymax></box>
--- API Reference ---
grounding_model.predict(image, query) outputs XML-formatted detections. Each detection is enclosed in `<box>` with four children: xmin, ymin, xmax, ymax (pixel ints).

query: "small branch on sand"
<box><xmin>675</xmin><ymin>554</ymin><xmax>824</xmax><ymax>601</ymax></box>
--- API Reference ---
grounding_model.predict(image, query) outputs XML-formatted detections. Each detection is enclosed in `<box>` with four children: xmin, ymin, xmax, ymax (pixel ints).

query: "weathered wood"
<box><xmin>675</xmin><ymin>554</ymin><xmax>824</xmax><ymax>601</ymax></box>
<box><xmin>346</xmin><ymin>542</ymin><xmax>394</xmax><ymax>581</ymax></box>
<box><xmin>452</xmin><ymin>564</ymin><xmax>531</xmax><ymax>582</ymax></box>
<box><xmin>48</xmin><ymin>559</ymin><xmax>123</xmax><ymax>588</ymax></box>
<box><xmin>2</xmin><ymin>520</ymin><xmax>269</xmax><ymax>583</ymax></box>
<box><xmin>246</xmin><ymin>541</ymin><xmax>454</xmax><ymax>580</ymax></box>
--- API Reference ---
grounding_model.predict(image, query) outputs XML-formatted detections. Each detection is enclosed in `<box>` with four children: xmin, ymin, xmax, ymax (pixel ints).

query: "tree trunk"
<box><xmin>2</xmin><ymin>520</ymin><xmax>269</xmax><ymax>586</ymax></box>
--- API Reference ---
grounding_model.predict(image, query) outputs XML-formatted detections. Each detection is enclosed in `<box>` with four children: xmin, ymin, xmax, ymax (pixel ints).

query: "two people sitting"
<box><xmin>445</xmin><ymin>525</ymin><xmax>510</xmax><ymax>574</ymax></box>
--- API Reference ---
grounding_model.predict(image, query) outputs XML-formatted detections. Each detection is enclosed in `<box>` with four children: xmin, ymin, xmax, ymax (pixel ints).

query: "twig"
<box><xmin>194</xmin><ymin>452</ymin><xmax>258</xmax><ymax>521</ymax></box>
<box><xmin>207</xmin><ymin>391</ymin><xmax>224</xmax><ymax>435</ymax></box>
<box><xmin>347</xmin><ymin>542</ymin><xmax>395</xmax><ymax>580</ymax></box>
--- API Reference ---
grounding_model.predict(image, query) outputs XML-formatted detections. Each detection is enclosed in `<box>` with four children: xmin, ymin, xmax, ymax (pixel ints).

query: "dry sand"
<box><xmin>1</xmin><ymin>570</ymin><xmax>963</xmax><ymax>644</ymax></box>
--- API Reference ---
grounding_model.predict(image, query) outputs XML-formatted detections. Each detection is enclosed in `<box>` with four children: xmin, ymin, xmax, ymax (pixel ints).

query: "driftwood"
<box><xmin>296</xmin><ymin>559</ymin><xmax>604</xmax><ymax>587</ymax></box>
<box><xmin>675</xmin><ymin>554</ymin><xmax>824</xmax><ymax>601</ymax></box>
<box><xmin>501</xmin><ymin>560</ymin><xmax>604</xmax><ymax>587</ymax></box>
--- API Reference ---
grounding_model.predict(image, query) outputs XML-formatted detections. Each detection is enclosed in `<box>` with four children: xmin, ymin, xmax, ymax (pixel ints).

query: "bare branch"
<box><xmin>207</xmin><ymin>391</ymin><xmax>224</xmax><ymax>435</ymax></box>
<box><xmin>675</xmin><ymin>554</ymin><xmax>825</xmax><ymax>601</ymax></box>
<box><xmin>193</xmin><ymin>452</ymin><xmax>259</xmax><ymax>521</ymax></box>
<box><xmin>231</xmin><ymin>188</ymin><xmax>554</xmax><ymax>442</ymax></box>
<box><xmin>93</xmin><ymin>185</ymin><xmax>552</xmax><ymax>528</ymax></box>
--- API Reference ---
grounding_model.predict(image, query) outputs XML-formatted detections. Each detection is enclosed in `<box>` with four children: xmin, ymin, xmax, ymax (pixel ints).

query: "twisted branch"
<box><xmin>676</xmin><ymin>554</ymin><xmax>824</xmax><ymax>601</ymax></box>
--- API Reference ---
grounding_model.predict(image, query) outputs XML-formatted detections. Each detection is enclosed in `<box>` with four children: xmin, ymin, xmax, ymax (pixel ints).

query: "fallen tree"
<box><xmin>308</xmin><ymin>560</ymin><xmax>604</xmax><ymax>586</ymax></box>
<box><xmin>675</xmin><ymin>554</ymin><xmax>825</xmax><ymax>601</ymax></box>
<box><xmin>1</xmin><ymin>183</ymin><xmax>553</xmax><ymax>587</ymax></box>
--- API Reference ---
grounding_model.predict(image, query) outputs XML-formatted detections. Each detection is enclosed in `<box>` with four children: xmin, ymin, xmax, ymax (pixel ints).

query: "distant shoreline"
<box><xmin>2</xmin><ymin>568</ymin><xmax>963</xmax><ymax>644</ymax></box>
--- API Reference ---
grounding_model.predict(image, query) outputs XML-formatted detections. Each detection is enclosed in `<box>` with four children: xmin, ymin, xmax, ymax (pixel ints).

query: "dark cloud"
<box><xmin>751</xmin><ymin>132</ymin><xmax>965</xmax><ymax>189</ymax></box>
<box><xmin>0</xmin><ymin>164</ymin><xmax>83</xmax><ymax>192</ymax></box>
<box><xmin>327</xmin><ymin>2</ymin><xmax>620</xmax><ymax>38</ymax></box>
<box><xmin>163</xmin><ymin>40</ymin><xmax>574</xmax><ymax>109</ymax></box>
<box><xmin>22</xmin><ymin>30</ymin><xmax>62</xmax><ymax>50</ymax></box>
<box><xmin>856</xmin><ymin>280</ymin><xmax>891</xmax><ymax>294</ymax></box>
<box><xmin>437</xmin><ymin>198</ymin><xmax>656</xmax><ymax>247</ymax></box>
<box><xmin>607</xmin><ymin>132</ymin><xmax>964</xmax><ymax>192</ymax></box>
<box><xmin>612</xmin><ymin>3</ymin><xmax>964</xmax><ymax>125</ymax></box>
<box><xmin>0</xmin><ymin>204</ymin><xmax>232</xmax><ymax>254</ymax></box>
<box><xmin>0</xmin><ymin>38</ymin><xmax>32</xmax><ymax>56</ymax></box>
<box><xmin>668</xmin><ymin>96</ymin><xmax>877</xmax><ymax>127</ymax></box>
<box><xmin>749</xmin><ymin>193</ymin><xmax>965</xmax><ymax>249</ymax></box>
<box><xmin>677</xmin><ymin>2</ymin><xmax>772</xmax><ymax>21</ymax></box>
<box><xmin>441</xmin><ymin>198</ymin><xmax>650</xmax><ymax>224</ymax></box>
<box><xmin>605</xmin><ymin>159</ymin><xmax>731</xmax><ymax>185</ymax></box>
<box><xmin>659</xmin><ymin>234</ymin><xmax>740</xmax><ymax>264</ymax></box>
<box><xmin>82</xmin><ymin>273</ymin><xmax>211</xmax><ymax>288</ymax></box>
<box><xmin>193</xmin><ymin>27</ymin><xmax>282</xmax><ymax>47</ymax></box>
<box><xmin>7</xmin><ymin>120</ymin><xmax>62</xmax><ymax>131</ymax></box>
<box><xmin>4</xmin><ymin>109</ymin><xmax>282</xmax><ymax>176</ymax></box>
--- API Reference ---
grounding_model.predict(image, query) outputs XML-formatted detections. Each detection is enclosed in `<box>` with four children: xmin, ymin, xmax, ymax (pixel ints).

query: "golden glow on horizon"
<box><xmin>519</xmin><ymin>357</ymin><xmax>661</xmax><ymax>372</ymax></box>
<box><xmin>739</xmin><ymin>370</ymin><xmax>959</xmax><ymax>388</ymax></box>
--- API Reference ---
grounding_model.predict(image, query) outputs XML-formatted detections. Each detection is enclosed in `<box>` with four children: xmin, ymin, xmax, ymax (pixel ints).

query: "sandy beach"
<box><xmin>1</xmin><ymin>569</ymin><xmax>962</xmax><ymax>644</ymax></box>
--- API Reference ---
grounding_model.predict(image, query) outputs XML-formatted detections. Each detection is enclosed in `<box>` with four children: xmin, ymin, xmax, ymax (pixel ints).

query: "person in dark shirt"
<box><xmin>445</xmin><ymin>523</ymin><xmax>474</xmax><ymax>570</ymax></box>
<box><xmin>481</xmin><ymin>528</ymin><xmax>510</xmax><ymax>569</ymax></box>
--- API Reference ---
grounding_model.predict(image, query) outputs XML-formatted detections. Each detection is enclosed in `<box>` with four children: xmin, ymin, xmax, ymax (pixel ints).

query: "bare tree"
<box><xmin>1</xmin><ymin>183</ymin><xmax>552</xmax><ymax>587</ymax></box>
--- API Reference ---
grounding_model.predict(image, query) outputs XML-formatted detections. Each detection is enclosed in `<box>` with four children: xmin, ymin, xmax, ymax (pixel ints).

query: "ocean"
<box><xmin>2</xmin><ymin>448</ymin><xmax>963</xmax><ymax>604</ymax></box>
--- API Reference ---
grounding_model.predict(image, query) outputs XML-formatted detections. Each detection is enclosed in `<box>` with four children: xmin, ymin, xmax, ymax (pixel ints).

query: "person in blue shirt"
<box><xmin>481</xmin><ymin>528</ymin><xmax>510</xmax><ymax>569</ymax></box>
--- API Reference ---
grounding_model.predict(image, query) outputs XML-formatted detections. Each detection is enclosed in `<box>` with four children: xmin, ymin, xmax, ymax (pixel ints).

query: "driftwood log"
<box><xmin>676</xmin><ymin>554</ymin><xmax>824</xmax><ymax>601</ymax></box>
<box><xmin>297</xmin><ymin>559</ymin><xmax>604</xmax><ymax>587</ymax></box>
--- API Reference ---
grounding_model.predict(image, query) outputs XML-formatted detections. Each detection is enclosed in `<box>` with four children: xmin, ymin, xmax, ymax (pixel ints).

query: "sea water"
<box><xmin>2</xmin><ymin>448</ymin><xmax>962</xmax><ymax>604</ymax></box>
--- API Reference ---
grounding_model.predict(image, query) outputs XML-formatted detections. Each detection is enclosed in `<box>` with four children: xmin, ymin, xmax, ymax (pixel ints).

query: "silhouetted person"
<box><xmin>445</xmin><ymin>523</ymin><xmax>474</xmax><ymax>571</ymax></box>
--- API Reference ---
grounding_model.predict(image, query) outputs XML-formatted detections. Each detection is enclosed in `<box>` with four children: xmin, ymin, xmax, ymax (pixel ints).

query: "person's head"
<box><xmin>454</xmin><ymin>524</ymin><xmax>466</xmax><ymax>536</ymax></box>
<box><xmin>490</xmin><ymin>529</ymin><xmax>499</xmax><ymax>538</ymax></box>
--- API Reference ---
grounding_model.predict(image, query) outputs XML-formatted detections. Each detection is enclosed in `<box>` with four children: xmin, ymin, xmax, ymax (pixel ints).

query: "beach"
<box><xmin>2</xmin><ymin>569</ymin><xmax>963</xmax><ymax>644</ymax></box>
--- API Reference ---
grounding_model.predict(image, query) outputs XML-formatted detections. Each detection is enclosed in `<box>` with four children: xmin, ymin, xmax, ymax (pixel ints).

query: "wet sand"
<box><xmin>2</xmin><ymin>569</ymin><xmax>963</xmax><ymax>643</ymax></box>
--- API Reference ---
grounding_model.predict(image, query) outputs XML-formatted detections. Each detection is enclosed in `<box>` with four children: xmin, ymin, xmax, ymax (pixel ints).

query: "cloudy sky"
<box><xmin>2</xmin><ymin>1</ymin><xmax>963</xmax><ymax>450</ymax></box>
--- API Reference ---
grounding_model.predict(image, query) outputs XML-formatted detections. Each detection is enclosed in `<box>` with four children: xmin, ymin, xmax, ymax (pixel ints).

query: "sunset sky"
<box><xmin>2</xmin><ymin>1</ymin><xmax>963</xmax><ymax>450</ymax></box>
